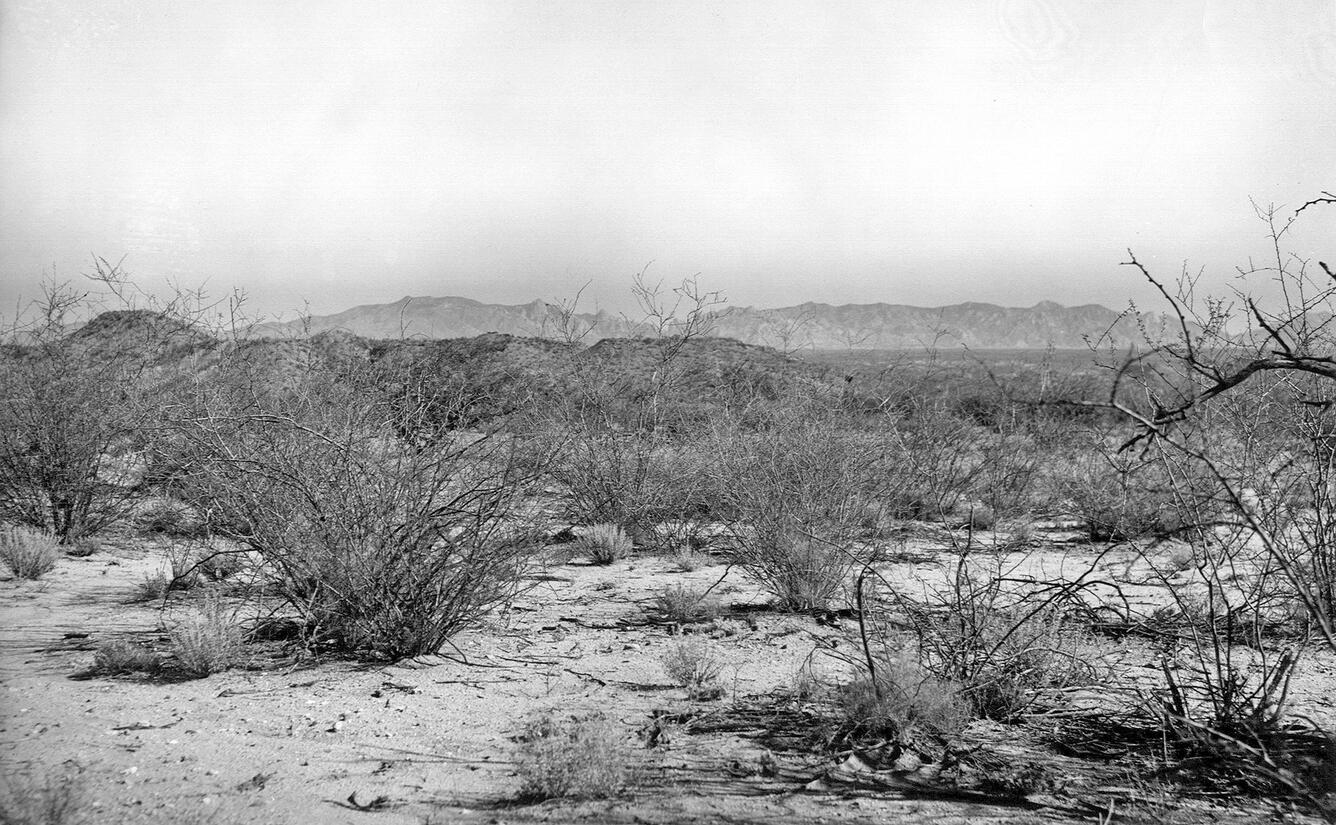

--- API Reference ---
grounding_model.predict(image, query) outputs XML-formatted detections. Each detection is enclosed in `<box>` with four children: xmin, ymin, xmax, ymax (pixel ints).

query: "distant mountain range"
<box><xmin>250</xmin><ymin>295</ymin><xmax>1163</xmax><ymax>350</ymax></box>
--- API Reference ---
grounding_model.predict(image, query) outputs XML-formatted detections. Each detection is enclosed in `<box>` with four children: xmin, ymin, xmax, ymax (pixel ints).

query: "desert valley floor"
<box><xmin>3</xmin><ymin>525</ymin><xmax>1334</xmax><ymax>825</ymax></box>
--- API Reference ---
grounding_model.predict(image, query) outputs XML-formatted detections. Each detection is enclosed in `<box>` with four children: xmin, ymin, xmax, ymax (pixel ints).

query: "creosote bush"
<box><xmin>710</xmin><ymin>416</ymin><xmax>879</xmax><ymax>611</ymax></box>
<box><xmin>0</xmin><ymin>525</ymin><xmax>59</xmax><ymax>580</ymax></box>
<box><xmin>514</xmin><ymin>711</ymin><xmax>633</xmax><ymax>801</ymax></box>
<box><xmin>575</xmin><ymin>523</ymin><xmax>633</xmax><ymax>565</ymax></box>
<box><xmin>167</xmin><ymin>356</ymin><xmax>550</xmax><ymax>660</ymax></box>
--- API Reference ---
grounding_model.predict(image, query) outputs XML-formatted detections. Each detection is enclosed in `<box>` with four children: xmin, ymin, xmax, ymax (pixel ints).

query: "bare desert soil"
<box><xmin>3</xmin><ymin>529</ymin><xmax>1334</xmax><ymax>825</ymax></box>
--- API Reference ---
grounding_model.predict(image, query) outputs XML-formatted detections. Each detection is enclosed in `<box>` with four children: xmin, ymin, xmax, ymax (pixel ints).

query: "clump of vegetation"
<box><xmin>0</xmin><ymin>525</ymin><xmax>59</xmax><ymax>580</ymax></box>
<box><xmin>653</xmin><ymin>583</ymin><xmax>720</xmax><ymax>626</ymax></box>
<box><xmin>196</xmin><ymin>549</ymin><xmax>245</xmax><ymax>582</ymax></box>
<box><xmin>667</xmin><ymin>545</ymin><xmax>712</xmax><ymax>572</ymax></box>
<box><xmin>514</xmin><ymin>711</ymin><xmax>633</xmax><ymax>801</ymax></box>
<box><xmin>136</xmin><ymin>498</ymin><xmax>204</xmax><ymax>538</ymax></box>
<box><xmin>165</xmin><ymin>543</ymin><xmax>201</xmax><ymax>589</ymax></box>
<box><xmin>835</xmin><ymin>653</ymin><xmax>969</xmax><ymax>745</ymax></box>
<box><xmin>709</xmin><ymin>419</ymin><xmax>878</xmax><ymax>611</ymax></box>
<box><xmin>954</xmin><ymin>504</ymin><xmax>997</xmax><ymax>532</ymax></box>
<box><xmin>93</xmin><ymin>639</ymin><xmax>161</xmax><ymax>676</ymax></box>
<box><xmin>65</xmin><ymin>537</ymin><xmax>101</xmax><ymax>558</ymax></box>
<box><xmin>875</xmin><ymin>553</ymin><xmax>1110</xmax><ymax>722</ymax></box>
<box><xmin>661</xmin><ymin>638</ymin><xmax>726</xmax><ymax>700</ymax></box>
<box><xmin>165</xmin><ymin>357</ymin><xmax>549</xmax><ymax>660</ymax></box>
<box><xmin>759</xmin><ymin>532</ymin><xmax>852</xmax><ymax>612</ymax></box>
<box><xmin>130</xmin><ymin>572</ymin><xmax>171</xmax><ymax>604</ymax></box>
<box><xmin>168</xmin><ymin>595</ymin><xmax>244</xmax><ymax>677</ymax></box>
<box><xmin>574</xmin><ymin>523</ymin><xmax>633</xmax><ymax>565</ymax></box>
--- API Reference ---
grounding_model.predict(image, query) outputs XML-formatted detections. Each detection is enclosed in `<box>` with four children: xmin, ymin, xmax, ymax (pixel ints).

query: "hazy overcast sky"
<box><xmin>2</xmin><ymin>1</ymin><xmax>1333</xmax><ymax>319</ymax></box>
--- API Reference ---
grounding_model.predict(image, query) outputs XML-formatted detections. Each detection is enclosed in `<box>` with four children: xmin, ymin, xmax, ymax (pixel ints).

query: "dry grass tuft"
<box><xmin>168</xmin><ymin>595</ymin><xmax>244</xmax><ymax>678</ymax></box>
<box><xmin>653</xmin><ymin>583</ymin><xmax>721</xmax><ymax>626</ymax></box>
<box><xmin>92</xmin><ymin>639</ymin><xmax>161</xmax><ymax>676</ymax></box>
<box><xmin>836</xmin><ymin>654</ymin><xmax>969</xmax><ymax>745</ymax></box>
<box><xmin>0</xmin><ymin>525</ymin><xmax>59</xmax><ymax>580</ymax></box>
<box><xmin>575</xmin><ymin>524</ymin><xmax>633</xmax><ymax>565</ymax></box>
<box><xmin>661</xmin><ymin>638</ymin><xmax>726</xmax><ymax>700</ymax></box>
<box><xmin>129</xmin><ymin>572</ymin><xmax>171</xmax><ymax>604</ymax></box>
<box><xmin>514</xmin><ymin>711</ymin><xmax>633</xmax><ymax>801</ymax></box>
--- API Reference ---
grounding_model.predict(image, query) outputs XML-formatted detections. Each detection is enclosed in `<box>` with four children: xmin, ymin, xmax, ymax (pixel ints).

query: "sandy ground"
<box><xmin>2</xmin><ymin>530</ymin><xmax>1333</xmax><ymax>825</ymax></box>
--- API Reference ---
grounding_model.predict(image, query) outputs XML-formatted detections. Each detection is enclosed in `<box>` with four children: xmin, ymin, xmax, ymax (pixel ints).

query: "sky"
<box><xmin>2</xmin><ymin>1</ymin><xmax>1334</xmax><ymax>321</ymax></box>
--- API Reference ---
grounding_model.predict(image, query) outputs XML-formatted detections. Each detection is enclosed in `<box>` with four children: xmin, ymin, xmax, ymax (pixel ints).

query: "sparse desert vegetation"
<box><xmin>2</xmin><ymin>208</ymin><xmax>1335</xmax><ymax>824</ymax></box>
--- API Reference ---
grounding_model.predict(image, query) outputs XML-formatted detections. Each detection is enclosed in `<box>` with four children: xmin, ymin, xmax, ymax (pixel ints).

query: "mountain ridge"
<box><xmin>250</xmin><ymin>295</ymin><xmax>1161</xmax><ymax>350</ymax></box>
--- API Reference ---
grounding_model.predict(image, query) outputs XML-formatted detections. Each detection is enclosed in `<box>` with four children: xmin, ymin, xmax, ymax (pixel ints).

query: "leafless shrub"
<box><xmin>514</xmin><ymin>711</ymin><xmax>634</xmax><ymax>801</ymax></box>
<box><xmin>1075</xmin><ymin>198</ymin><xmax>1336</xmax><ymax>813</ymax></box>
<box><xmin>0</xmin><ymin>525</ymin><xmax>59</xmax><ymax>580</ymax></box>
<box><xmin>879</xmin><ymin>403</ymin><xmax>980</xmax><ymax>521</ymax></box>
<box><xmin>710</xmin><ymin>417</ymin><xmax>879</xmax><ymax>611</ymax></box>
<box><xmin>874</xmin><ymin>549</ymin><xmax>1112</xmax><ymax>722</ymax></box>
<box><xmin>0</xmin><ymin>267</ymin><xmax>175</xmax><ymax>543</ymax></box>
<box><xmin>1062</xmin><ymin>446</ymin><xmax>1195</xmax><ymax>542</ymax></box>
<box><xmin>166</xmin><ymin>354</ymin><xmax>549</xmax><ymax>660</ymax></box>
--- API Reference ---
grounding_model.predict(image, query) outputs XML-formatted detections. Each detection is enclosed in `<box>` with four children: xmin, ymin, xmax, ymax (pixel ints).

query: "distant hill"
<box><xmin>251</xmin><ymin>296</ymin><xmax>1162</xmax><ymax>350</ymax></box>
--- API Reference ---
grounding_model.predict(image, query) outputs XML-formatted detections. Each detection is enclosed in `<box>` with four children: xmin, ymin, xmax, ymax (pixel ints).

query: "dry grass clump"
<box><xmin>661</xmin><ymin>638</ymin><xmax>726</xmax><ymax>700</ymax></box>
<box><xmin>0</xmin><ymin>525</ymin><xmax>59</xmax><ymax>580</ymax></box>
<box><xmin>653</xmin><ymin>583</ymin><xmax>721</xmax><ymax>626</ymax></box>
<box><xmin>136</xmin><ymin>498</ymin><xmax>204</xmax><ymax>538</ymax></box>
<box><xmin>64</xmin><ymin>537</ymin><xmax>101</xmax><ymax>558</ymax></box>
<box><xmin>166</xmin><ymin>543</ymin><xmax>200</xmax><ymax>589</ymax></box>
<box><xmin>92</xmin><ymin>639</ymin><xmax>161</xmax><ymax>676</ymax></box>
<box><xmin>667</xmin><ymin>545</ymin><xmax>712</xmax><ymax>572</ymax></box>
<box><xmin>575</xmin><ymin>524</ymin><xmax>633</xmax><ymax>565</ymax></box>
<box><xmin>761</xmin><ymin>533</ymin><xmax>852</xmax><ymax>612</ymax></box>
<box><xmin>514</xmin><ymin>711</ymin><xmax>633</xmax><ymax>801</ymax></box>
<box><xmin>836</xmin><ymin>654</ymin><xmax>969</xmax><ymax>745</ymax></box>
<box><xmin>130</xmin><ymin>572</ymin><xmax>171</xmax><ymax>604</ymax></box>
<box><xmin>168</xmin><ymin>595</ymin><xmax>244</xmax><ymax>678</ymax></box>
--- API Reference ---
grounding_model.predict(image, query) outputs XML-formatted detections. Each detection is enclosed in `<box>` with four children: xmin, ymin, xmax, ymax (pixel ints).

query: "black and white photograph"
<box><xmin>2</xmin><ymin>2</ymin><xmax>1335</xmax><ymax>822</ymax></box>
